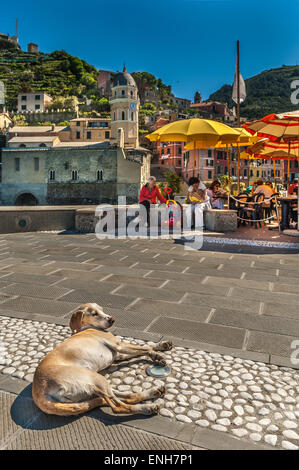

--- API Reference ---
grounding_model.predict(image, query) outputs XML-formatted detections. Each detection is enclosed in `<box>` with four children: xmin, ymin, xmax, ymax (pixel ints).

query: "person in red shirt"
<box><xmin>289</xmin><ymin>178</ymin><xmax>298</xmax><ymax>195</ymax></box>
<box><xmin>138</xmin><ymin>176</ymin><xmax>167</xmax><ymax>226</ymax></box>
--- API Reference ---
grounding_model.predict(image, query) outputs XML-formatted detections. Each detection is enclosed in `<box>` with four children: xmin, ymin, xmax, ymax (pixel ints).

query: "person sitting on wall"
<box><xmin>186</xmin><ymin>177</ymin><xmax>211</xmax><ymax>229</ymax></box>
<box><xmin>207</xmin><ymin>180</ymin><xmax>227</xmax><ymax>209</ymax></box>
<box><xmin>137</xmin><ymin>176</ymin><xmax>167</xmax><ymax>226</ymax></box>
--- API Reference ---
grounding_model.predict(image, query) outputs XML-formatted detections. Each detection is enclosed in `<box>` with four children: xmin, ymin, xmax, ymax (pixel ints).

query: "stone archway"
<box><xmin>15</xmin><ymin>193</ymin><xmax>38</xmax><ymax>206</ymax></box>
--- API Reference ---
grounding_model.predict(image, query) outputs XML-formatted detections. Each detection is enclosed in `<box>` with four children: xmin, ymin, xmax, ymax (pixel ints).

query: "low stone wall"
<box><xmin>75</xmin><ymin>206</ymin><xmax>139</xmax><ymax>233</ymax></box>
<box><xmin>75</xmin><ymin>206</ymin><xmax>238</xmax><ymax>233</ymax></box>
<box><xmin>0</xmin><ymin>206</ymin><xmax>80</xmax><ymax>234</ymax></box>
<box><xmin>0</xmin><ymin>205</ymin><xmax>238</xmax><ymax>234</ymax></box>
<box><xmin>204</xmin><ymin>209</ymin><xmax>238</xmax><ymax>232</ymax></box>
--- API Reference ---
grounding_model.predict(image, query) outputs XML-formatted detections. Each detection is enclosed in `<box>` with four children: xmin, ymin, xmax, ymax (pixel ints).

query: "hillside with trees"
<box><xmin>0</xmin><ymin>48</ymin><xmax>175</xmax><ymax>116</ymax></box>
<box><xmin>209</xmin><ymin>65</ymin><xmax>299</xmax><ymax>119</ymax></box>
<box><xmin>0</xmin><ymin>48</ymin><xmax>99</xmax><ymax>110</ymax></box>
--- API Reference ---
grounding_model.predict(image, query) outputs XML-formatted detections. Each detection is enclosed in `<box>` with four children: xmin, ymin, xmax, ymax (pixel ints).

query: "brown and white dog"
<box><xmin>32</xmin><ymin>303</ymin><xmax>173</xmax><ymax>416</ymax></box>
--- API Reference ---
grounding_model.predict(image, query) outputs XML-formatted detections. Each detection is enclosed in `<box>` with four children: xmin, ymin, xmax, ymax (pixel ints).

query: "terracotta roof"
<box><xmin>190</xmin><ymin>101</ymin><xmax>225</xmax><ymax>107</ymax></box>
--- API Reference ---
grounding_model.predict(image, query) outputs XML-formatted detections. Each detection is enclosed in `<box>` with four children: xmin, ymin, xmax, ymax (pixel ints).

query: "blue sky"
<box><xmin>2</xmin><ymin>0</ymin><xmax>299</xmax><ymax>101</ymax></box>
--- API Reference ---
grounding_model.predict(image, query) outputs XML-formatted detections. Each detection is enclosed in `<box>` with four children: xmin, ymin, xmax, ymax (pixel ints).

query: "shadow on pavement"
<box><xmin>10</xmin><ymin>375</ymin><xmax>158</xmax><ymax>432</ymax></box>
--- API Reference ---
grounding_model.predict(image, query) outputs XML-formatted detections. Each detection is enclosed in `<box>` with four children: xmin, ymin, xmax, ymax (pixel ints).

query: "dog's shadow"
<box><xmin>11</xmin><ymin>359</ymin><xmax>159</xmax><ymax>431</ymax></box>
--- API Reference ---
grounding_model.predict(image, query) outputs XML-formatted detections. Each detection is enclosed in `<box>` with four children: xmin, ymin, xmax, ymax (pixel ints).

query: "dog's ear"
<box><xmin>70</xmin><ymin>310</ymin><xmax>84</xmax><ymax>334</ymax></box>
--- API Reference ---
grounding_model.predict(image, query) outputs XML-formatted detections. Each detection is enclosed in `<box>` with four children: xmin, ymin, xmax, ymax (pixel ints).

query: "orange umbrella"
<box><xmin>243</xmin><ymin>111</ymin><xmax>299</xmax><ymax>142</ymax></box>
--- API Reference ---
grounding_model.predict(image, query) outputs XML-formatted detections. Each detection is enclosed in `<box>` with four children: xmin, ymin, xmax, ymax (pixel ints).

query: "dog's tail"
<box><xmin>32</xmin><ymin>383</ymin><xmax>105</xmax><ymax>417</ymax></box>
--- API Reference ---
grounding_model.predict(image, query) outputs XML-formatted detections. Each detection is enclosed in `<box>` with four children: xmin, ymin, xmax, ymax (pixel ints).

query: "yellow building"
<box><xmin>0</xmin><ymin>113</ymin><xmax>12</xmax><ymax>132</ymax></box>
<box><xmin>59</xmin><ymin>118</ymin><xmax>111</xmax><ymax>142</ymax></box>
<box><xmin>17</xmin><ymin>92</ymin><xmax>52</xmax><ymax>113</ymax></box>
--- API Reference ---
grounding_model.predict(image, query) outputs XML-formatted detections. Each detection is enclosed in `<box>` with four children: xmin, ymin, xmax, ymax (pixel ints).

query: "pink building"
<box><xmin>97</xmin><ymin>70</ymin><xmax>113</xmax><ymax>97</ymax></box>
<box><xmin>156</xmin><ymin>141</ymin><xmax>216</xmax><ymax>183</ymax></box>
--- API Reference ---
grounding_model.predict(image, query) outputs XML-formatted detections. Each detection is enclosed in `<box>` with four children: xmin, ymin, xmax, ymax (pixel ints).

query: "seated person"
<box><xmin>186</xmin><ymin>177</ymin><xmax>211</xmax><ymax>229</ymax></box>
<box><xmin>207</xmin><ymin>180</ymin><xmax>227</xmax><ymax>209</ymax></box>
<box><xmin>289</xmin><ymin>178</ymin><xmax>298</xmax><ymax>195</ymax></box>
<box><xmin>254</xmin><ymin>179</ymin><xmax>274</xmax><ymax>206</ymax></box>
<box><xmin>138</xmin><ymin>176</ymin><xmax>166</xmax><ymax>226</ymax></box>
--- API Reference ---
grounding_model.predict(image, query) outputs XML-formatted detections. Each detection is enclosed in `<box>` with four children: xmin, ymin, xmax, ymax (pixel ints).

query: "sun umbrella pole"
<box><xmin>273</xmin><ymin>159</ymin><xmax>276</xmax><ymax>190</ymax></box>
<box><xmin>193</xmin><ymin>141</ymin><xmax>196</xmax><ymax>177</ymax></box>
<box><xmin>287</xmin><ymin>142</ymin><xmax>291</xmax><ymax>192</ymax></box>
<box><xmin>237</xmin><ymin>145</ymin><xmax>241</xmax><ymax>193</ymax></box>
<box><xmin>226</xmin><ymin>144</ymin><xmax>231</xmax><ymax>191</ymax></box>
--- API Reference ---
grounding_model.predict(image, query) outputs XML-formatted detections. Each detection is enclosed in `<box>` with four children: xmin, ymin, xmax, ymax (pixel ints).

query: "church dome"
<box><xmin>113</xmin><ymin>66</ymin><xmax>136</xmax><ymax>87</ymax></box>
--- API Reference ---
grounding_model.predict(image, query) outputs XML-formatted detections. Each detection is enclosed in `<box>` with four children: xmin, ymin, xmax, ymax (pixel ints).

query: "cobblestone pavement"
<box><xmin>0</xmin><ymin>315</ymin><xmax>298</xmax><ymax>450</ymax></box>
<box><xmin>0</xmin><ymin>232</ymin><xmax>299</xmax><ymax>450</ymax></box>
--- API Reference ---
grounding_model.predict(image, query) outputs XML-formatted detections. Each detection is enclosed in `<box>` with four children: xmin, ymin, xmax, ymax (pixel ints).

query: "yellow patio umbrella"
<box><xmin>146</xmin><ymin>118</ymin><xmax>240</xmax><ymax>177</ymax></box>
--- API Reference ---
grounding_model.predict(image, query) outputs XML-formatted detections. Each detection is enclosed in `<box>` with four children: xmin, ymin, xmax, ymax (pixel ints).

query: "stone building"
<box><xmin>0</xmin><ymin>142</ymin><xmax>150</xmax><ymax>205</ymax></box>
<box><xmin>27</xmin><ymin>43</ymin><xmax>39</xmax><ymax>53</ymax></box>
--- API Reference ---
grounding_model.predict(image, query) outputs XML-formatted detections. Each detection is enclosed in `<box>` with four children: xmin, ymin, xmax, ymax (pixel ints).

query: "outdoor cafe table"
<box><xmin>278</xmin><ymin>195</ymin><xmax>298</xmax><ymax>230</ymax></box>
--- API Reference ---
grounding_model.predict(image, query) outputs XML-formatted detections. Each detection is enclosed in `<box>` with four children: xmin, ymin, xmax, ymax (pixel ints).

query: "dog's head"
<box><xmin>70</xmin><ymin>303</ymin><xmax>115</xmax><ymax>334</ymax></box>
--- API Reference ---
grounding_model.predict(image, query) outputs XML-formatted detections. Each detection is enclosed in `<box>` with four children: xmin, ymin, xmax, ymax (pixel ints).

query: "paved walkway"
<box><xmin>0</xmin><ymin>232</ymin><xmax>298</xmax><ymax>450</ymax></box>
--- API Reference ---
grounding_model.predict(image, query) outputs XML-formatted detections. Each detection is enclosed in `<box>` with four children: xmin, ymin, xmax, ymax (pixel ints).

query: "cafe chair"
<box><xmin>264</xmin><ymin>192</ymin><xmax>279</xmax><ymax>222</ymax></box>
<box><xmin>233</xmin><ymin>192</ymin><xmax>250</xmax><ymax>227</ymax></box>
<box><xmin>242</xmin><ymin>192</ymin><xmax>265</xmax><ymax>229</ymax></box>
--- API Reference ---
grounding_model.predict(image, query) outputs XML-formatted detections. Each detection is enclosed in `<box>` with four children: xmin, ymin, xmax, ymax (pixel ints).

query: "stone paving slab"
<box><xmin>181</xmin><ymin>292</ymin><xmax>262</xmax><ymax>314</ymax></box>
<box><xmin>1</xmin><ymin>283</ymin><xmax>72</xmax><ymax>300</ymax></box>
<box><xmin>1</xmin><ymin>296</ymin><xmax>79</xmax><ymax>316</ymax></box>
<box><xmin>129</xmin><ymin>299</ymin><xmax>211</xmax><ymax>323</ymax></box>
<box><xmin>58</xmin><ymin>290</ymin><xmax>135</xmax><ymax>310</ymax></box>
<box><xmin>204</xmin><ymin>276</ymin><xmax>271</xmax><ymax>291</ymax></box>
<box><xmin>115</xmin><ymin>284</ymin><xmax>185</xmax><ymax>303</ymax></box>
<box><xmin>0</xmin><ymin>272</ymin><xmax>66</xmax><ymax>286</ymax></box>
<box><xmin>263</xmin><ymin>303</ymin><xmax>299</xmax><ymax>320</ymax></box>
<box><xmin>246</xmin><ymin>331</ymin><xmax>298</xmax><ymax>358</ymax></box>
<box><xmin>231</xmin><ymin>287</ymin><xmax>299</xmax><ymax>307</ymax></box>
<box><xmin>148</xmin><ymin>317</ymin><xmax>246</xmax><ymax>349</ymax></box>
<box><xmin>210</xmin><ymin>309</ymin><xmax>299</xmax><ymax>338</ymax></box>
<box><xmin>55</xmin><ymin>277</ymin><xmax>122</xmax><ymax>294</ymax></box>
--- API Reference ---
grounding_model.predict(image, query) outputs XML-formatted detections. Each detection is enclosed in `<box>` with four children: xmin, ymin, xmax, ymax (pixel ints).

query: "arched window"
<box><xmin>39</xmin><ymin>143</ymin><xmax>47</xmax><ymax>148</ymax></box>
<box><xmin>19</xmin><ymin>144</ymin><xmax>26</xmax><ymax>148</ymax></box>
<box><xmin>71</xmin><ymin>170</ymin><xmax>78</xmax><ymax>181</ymax></box>
<box><xmin>121</xmin><ymin>111</ymin><xmax>125</xmax><ymax>120</ymax></box>
<box><xmin>97</xmin><ymin>170</ymin><xmax>103</xmax><ymax>181</ymax></box>
<box><xmin>49</xmin><ymin>170</ymin><xmax>55</xmax><ymax>181</ymax></box>
<box><xmin>121</xmin><ymin>89</ymin><xmax>125</xmax><ymax>96</ymax></box>
<box><xmin>131</xmin><ymin>112</ymin><xmax>134</xmax><ymax>121</ymax></box>
<box><xmin>130</xmin><ymin>90</ymin><xmax>133</xmax><ymax>98</ymax></box>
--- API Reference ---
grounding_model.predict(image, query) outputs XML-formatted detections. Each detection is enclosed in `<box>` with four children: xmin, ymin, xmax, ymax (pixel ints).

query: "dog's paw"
<box><xmin>156</xmin><ymin>357</ymin><xmax>167</xmax><ymax>367</ymax></box>
<box><xmin>150</xmin><ymin>352</ymin><xmax>166</xmax><ymax>366</ymax></box>
<box><xmin>153</xmin><ymin>385</ymin><xmax>166</xmax><ymax>398</ymax></box>
<box><xmin>155</xmin><ymin>341</ymin><xmax>173</xmax><ymax>352</ymax></box>
<box><xmin>151</xmin><ymin>403</ymin><xmax>161</xmax><ymax>415</ymax></box>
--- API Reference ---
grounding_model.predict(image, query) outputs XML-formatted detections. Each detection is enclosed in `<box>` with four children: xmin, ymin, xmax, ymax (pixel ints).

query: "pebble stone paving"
<box><xmin>0</xmin><ymin>315</ymin><xmax>298</xmax><ymax>450</ymax></box>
